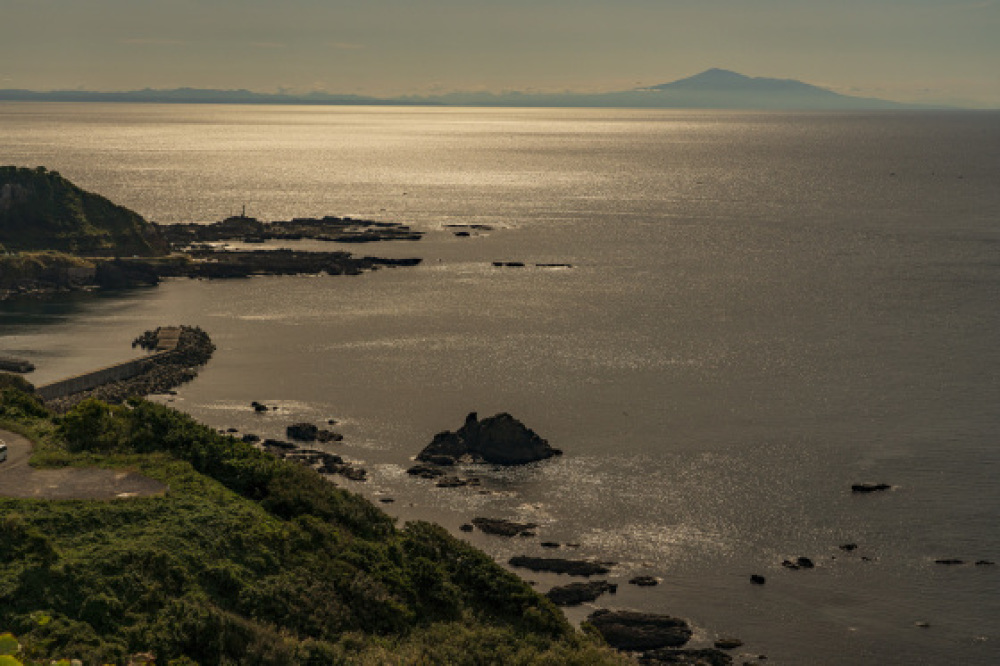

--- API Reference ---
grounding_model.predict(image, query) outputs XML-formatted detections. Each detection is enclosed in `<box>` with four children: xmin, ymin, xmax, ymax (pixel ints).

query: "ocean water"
<box><xmin>2</xmin><ymin>103</ymin><xmax>999</xmax><ymax>664</ymax></box>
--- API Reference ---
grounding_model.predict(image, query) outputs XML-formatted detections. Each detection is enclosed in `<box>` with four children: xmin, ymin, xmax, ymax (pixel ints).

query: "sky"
<box><xmin>2</xmin><ymin>0</ymin><xmax>998</xmax><ymax>107</ymax></box>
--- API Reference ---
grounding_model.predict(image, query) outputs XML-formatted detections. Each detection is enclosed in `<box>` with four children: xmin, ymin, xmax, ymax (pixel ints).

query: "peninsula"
<box><xmin>0</xmin><ymin>166</ymin><xmax>421</xmax><ymax>301</ymax></box>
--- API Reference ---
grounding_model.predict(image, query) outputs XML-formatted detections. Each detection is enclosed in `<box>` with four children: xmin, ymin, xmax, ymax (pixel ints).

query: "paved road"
<box><xmin>0</xmin><ymin>428</ymin><xmax>168</xmax><ymax>500</ymax></box>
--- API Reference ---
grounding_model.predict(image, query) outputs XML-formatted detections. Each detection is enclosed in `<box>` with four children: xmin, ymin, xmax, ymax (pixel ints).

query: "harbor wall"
<box><xmin>35</xmin><ymin>352</ymin><xmax>171</xmax><ymax>401</ymax></box>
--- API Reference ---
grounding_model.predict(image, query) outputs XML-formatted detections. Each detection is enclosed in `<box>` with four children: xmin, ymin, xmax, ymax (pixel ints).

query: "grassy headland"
<box><xmin>0</xmin><ymin>166</ymin><xmax>168</xmax><ymax>257</ymax></box>
<box><xmin>0</xmin><ymin>388</ymin><xmax>623</xmax><ymax>665</ymax></box>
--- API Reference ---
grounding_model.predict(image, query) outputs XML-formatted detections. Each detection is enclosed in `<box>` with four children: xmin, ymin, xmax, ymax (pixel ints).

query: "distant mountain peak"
<box><xmin>643</xmin><ymin>69</ymin><xmax>831</xmax><ymax>95</ymax></box>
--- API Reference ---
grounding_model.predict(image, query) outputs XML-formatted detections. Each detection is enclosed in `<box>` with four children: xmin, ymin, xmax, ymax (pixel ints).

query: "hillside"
<box><xmin>0</xmin><ymin>389</ymin><xmax>623</xmax><ymax>665</ymax></box>
<box><xmin>0</xmin><ymin>166</ymin><xmax>168</xmax><ymax>257</ymax></box>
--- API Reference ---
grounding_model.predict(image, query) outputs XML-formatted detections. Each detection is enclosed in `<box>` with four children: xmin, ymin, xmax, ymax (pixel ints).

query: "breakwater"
<box><xmin>35</xmin><ymin>354</ymin><xmax>166</xmax><ymax>401</ymax></box>
<box><xmin>37</xmin><ymin>326</ymin><xmax>214</xmax><ymax>411</ymax></box>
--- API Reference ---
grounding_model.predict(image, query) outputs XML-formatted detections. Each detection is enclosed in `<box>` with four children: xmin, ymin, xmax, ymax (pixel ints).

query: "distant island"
<box><xmin>0</xmin><ymin>68</ymin><xmax>951</xmax><ymax>110</ymax></box>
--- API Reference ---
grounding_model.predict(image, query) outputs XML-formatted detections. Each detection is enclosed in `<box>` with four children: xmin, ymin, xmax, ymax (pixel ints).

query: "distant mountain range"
<box><xmin>0</xmin><ymin>69</ymin><xmax>949</xmax><ymax>110</ymax></box>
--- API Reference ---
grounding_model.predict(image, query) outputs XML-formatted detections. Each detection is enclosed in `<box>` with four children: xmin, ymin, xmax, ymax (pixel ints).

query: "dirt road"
<box><xmin>0</xmin><ymin>428</ymin><xmax>167</xmax><ymax>500</ymax></box>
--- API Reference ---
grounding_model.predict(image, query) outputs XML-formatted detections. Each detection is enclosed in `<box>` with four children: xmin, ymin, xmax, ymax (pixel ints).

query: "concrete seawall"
<box><xmin>36</xmin><ymin>352</ymin><xmax>172</xmax><ymax>402</ymax></box>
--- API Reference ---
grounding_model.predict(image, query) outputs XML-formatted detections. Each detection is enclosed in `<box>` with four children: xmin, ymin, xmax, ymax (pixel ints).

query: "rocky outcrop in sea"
<box><xmin>416</xmin><ymin>411</ymin><xmax>562</xmax><ymax>465</ymax></box>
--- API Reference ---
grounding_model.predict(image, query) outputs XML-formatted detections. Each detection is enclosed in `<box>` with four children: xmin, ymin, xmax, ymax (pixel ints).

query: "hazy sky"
<box><xmin>3</xmin><ymin>0</ymin><xmax>998</xmax><ymax>106</ymax></box>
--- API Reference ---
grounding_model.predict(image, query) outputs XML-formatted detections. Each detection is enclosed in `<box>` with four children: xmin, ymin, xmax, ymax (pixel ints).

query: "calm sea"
<box><xmin>2</xmin><ymin>103</ymin><xmax>999</xmax><ymax>664</ymax></box>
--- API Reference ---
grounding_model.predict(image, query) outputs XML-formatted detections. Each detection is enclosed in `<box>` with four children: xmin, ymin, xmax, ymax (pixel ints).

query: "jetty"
<box><xmin>34</xmin><ymin>326</ymin><xmax>214</xmax><ymax>410</ymax></box>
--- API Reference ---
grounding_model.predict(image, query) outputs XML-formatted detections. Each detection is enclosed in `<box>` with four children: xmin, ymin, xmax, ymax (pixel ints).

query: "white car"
<box><xmin>0</xmin><ymin>439</ymin><xmax>7</xmax><ymax>463</ymax></box>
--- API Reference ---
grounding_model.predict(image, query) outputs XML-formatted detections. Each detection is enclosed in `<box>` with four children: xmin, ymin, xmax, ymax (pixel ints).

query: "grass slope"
<box><xmin>0</xmin><ymin>167</ymin><xmax>168</xmax><ymax>257</ymax></box>
<box><xmin>0</xmin><ymin>389</ymin><xmax>622</xmax><ymax>665</ymax></box>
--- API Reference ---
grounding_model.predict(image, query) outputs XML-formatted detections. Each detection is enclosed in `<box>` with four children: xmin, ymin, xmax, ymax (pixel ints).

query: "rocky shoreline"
<box><xmin>0</xmin><ymin>213</ymin><xmax>423</xmax><ymax>302</ymax></box>
<box><xmin>154</xmin><ymin>214</ymin><xmax>423</xmax><ymax>245</ymax></box>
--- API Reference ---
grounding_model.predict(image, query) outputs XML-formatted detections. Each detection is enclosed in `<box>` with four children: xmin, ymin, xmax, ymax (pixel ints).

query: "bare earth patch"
<box><xmin>0</xmin><ymin>429</ymin><xmax>167</xmax><ymax>500</ymax></box>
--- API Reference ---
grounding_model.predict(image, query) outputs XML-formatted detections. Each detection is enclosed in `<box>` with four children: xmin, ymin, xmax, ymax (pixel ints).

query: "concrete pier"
<box><xmin>35</xmin><ymin>353</ymin><xmax>172</xmax><ymax>402</ymax></box>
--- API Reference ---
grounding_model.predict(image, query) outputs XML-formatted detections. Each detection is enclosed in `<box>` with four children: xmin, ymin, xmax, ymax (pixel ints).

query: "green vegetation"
<box><xmin>0</xmin><ymin>251</ymin><xmax>95</xmax><ymax>293</ymax></box>
<box><xmin>0</xmin><ymin>389</ymin><xmax>623</xmax><ymax>665</ymax></box>
<box><xmin>0</xmin><ymin>166</ymin><xmax>168</xmax><ymax>257</ymax></box>
<box><xmin>0</xmin><ymin>375</ymin><xmax>34</xmax><ymax>395</ymax></box>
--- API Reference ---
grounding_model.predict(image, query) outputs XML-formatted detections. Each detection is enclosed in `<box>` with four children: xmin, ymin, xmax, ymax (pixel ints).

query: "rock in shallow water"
<box><xmin>508</xmin><ymin>556</ymin><xmax>612</xmax><ymax>576</ymax></box>
<box><xmin>629</xmin><ymin>575</ymin><xmax>660</xmax><ymax>587</ymax></box>
<box><xmin>286</xmin><ymin>422</ymin><xmax>319</xmax><ymax>441</ymax></box>
<box><xmin>851</xmin><ymin>482</ymin><xmax>891</xmax><ymax>493</ymax></box>
<box><xmin>471</xmin><ymin>517</ymin><xmax>538</xmax><ymax>537</ymax></box>
<box><xmin>586</xmin><ymin>609</ymin><xmax>692</xmax><ymax>651</ymax></box>
<box><xmin>416</xmin><ymin>411</ymin><xmax>562</xmax><ymax>465</ymax></box>
<box><xmin>546</xmin><ymin>581</ymin><xmax>617</xmax><ymax>606</ymax></box>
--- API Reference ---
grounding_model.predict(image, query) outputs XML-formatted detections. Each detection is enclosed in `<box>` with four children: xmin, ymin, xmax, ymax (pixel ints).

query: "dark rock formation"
<box><xmin>263</xmin><ymin>438</ymin><xmax>296</xmax><ymax>450</ymax></box>
<box><xmin>508</xmin><ymin>556</ymin><xmax>613</xmax><ymax>577</ymax></box>
<box><xmin>286</xmin><ymin>422</ymin><xmax>319</xmax><ymax>441</ymax></box>
<box><xmin>156</xmin><ymin>215</ymin><xmax>422</xmax><ymax>246</ymax></box>
<box><xmin>459</xmin><ymin>523</ymin><xmax>474</xmax><ymax>533</ymax></box>
<box><xmin>713</xmin><ymin>638</ymin><xmax>743</xmax><ymax>650</ymax></box>
<box><xmin>840</xmin><ymin>543</ymin><xmax>858</xmax><ymax>552</ymax></box>
<box><xmin>420</xmin><ymin>454</ymin><xmax>457</xmax><ymax>466</ymax></box>
<box><xmin>417</xmin><ymin>412</ymin><xmax>562</xmax><ymax>466</ymax></box>
<box><xmin>471</xmin><ymin>517</ymin><xmax>538</xmax><ymax>537</ymax></box>
<box><xmin>750</xmin><ymin>575</ymin><xmax>766</xmax><ymax>585</ymax></box>
<box><xmin>338</xmin><ymin>466</ymin><xmax>367</xmax><ymax>482</ymax></box>
<box><xmin>781</xmin><ymin>557</ymin><xmax>815</xmax><ymax>570</ymax></box>
<box><xmin>546</xmin><ymin>581</ymin><xmax>617</xmax><ymax>606</ymax></box>
<box><xmin>629</xmin><ymin>575</ymin><xmax>660</xmax><ymax>587</ymax></box>
<box><xmin>251</xmin><ymin>401</ymin><xmax>269</xmax><ymax>412</ymax></box>
<box><xmin>975</xmin><ymin>560</ymin><xmax>996</xmax><ymax>566</ymax></box>
<box><xmin>852</xmin><ymin>483</ymin><xmax>891</xmax><ymax>493</ymax></box>
<box><xmin>316</xmin><ymin>429</ymin><xmax>343</xmax><ymax>443</ymax></box>
<box><xmin>934</xmin><ymin>559</ymin><xmax>964</xmax><ymax>565</ymax></box>
<box><xmin>407</xmin><ymin>464</ymin><xmax>446</xmax><ymax>479</ymax></box>
<box><xmin>436</xmin><ymin>476</ymin><xmax>470</xmax><ymax>488</ymax></box>
<box><xmin>540</xmin><ymin>541</ymin><xmax>561</xmax><ymax>549</ymax></box>
<box><xmin>586</xmin><ymin>609</ymin><xmax>692</xmax><ymax>651</ymax></box>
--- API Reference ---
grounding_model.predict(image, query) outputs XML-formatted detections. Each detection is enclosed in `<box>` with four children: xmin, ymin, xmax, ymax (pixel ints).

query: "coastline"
<box><xmin>8</xmin><ymin>321</ymin><xmax>748</xmax><ymax>664</ymax></box>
